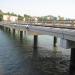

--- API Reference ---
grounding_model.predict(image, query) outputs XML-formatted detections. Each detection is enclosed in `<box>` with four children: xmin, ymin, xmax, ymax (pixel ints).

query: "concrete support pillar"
<box><xmin>8</xmin><ymin>28</ymin><xmax>11</xmax><ymax>32</ymax></box>
<box><xmin>3</xmin><ymin>27</ymin><xmax>6</xmax><ymax>31</ymax></box>
<box><xmin>1</xmin><ymin>26</ymin><xmax>4</xmax><ymax>30</ymax></box>
<box><xmin>0</xmin><ymin>26</ymin><xmax>4</xmax><ymax>30</ymax></box>
<box><xmin>53</xmin><ymin>36</ymin><xmax>57</xmax><ymax>47</ymax></box>
<box><xmin>34</xmin><ymin>35</ymin><xmax>38</xmax><ymax>49</ymax></box>
<box><xmin>24</xmin><ymin>31</ymin><xmax>26</xmax><ymax>36</ymax></box>
<box><xmin>1</xmin><ymin>26</ymin><xmax>3</xmax><ymax>31</ymax></box>
<box><xmin>69</xmin><ymin>48</ymin><xmax>75</xmax><ymax>75</ymax></box>
<box><xmin>20</xmin><ymin>31</ymin><xmax>23</xmax><ymax>40</ymax></box>
<box><xmin>13</xmin><ymin>29</ymin><xmax>15</xmax><ymax>35</ymax></box>
<box><xmin>5</xmin><ymin>27</ymin><xmax>8</xmax><ymax>32</ymax></box>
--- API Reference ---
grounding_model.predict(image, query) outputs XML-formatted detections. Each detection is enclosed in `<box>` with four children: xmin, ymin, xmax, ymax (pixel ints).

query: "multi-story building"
<box><xmin>3</xmin><ymin>14</ymin><xmax>18</xmax><ymax>22</ymax></box>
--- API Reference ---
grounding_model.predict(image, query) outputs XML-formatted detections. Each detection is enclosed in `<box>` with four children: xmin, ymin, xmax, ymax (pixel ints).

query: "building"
<box><xmin>10</xmin><ymin>15</ymin><xmax>18</xmax><ymax>22</ymax></box>
<box><xmin>3</xmin><ymin>15</ymin><xmax>9</xmax><ymax>21</ymax></box>
<box><xmin>46</xmin><ymin>15</ymin><xmax>57</xmax><ymax>20</ymax></box>
<box><xmin>31</xmin><ymin>16</ymin><xmax>38</xmax><ymax>23</ymax></box>
<box><xmin>57</xmin><ymin>16</ymin><xmax>64</xmax><ymax>20</ymax></box>
<box><xmin>3</xmin><ymin>14</ymin><xmax>18</xmax><ymax>22</ymax></box>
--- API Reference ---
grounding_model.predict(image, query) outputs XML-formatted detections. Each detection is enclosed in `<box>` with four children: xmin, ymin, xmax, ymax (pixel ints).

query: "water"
<box><xmin>0</xmin><ymin>29</ymin><xmax>72</xmax><ymax>75</ymax></box>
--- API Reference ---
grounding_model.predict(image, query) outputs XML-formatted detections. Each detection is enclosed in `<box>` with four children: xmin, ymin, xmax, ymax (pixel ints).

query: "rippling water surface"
<box><xmin>0</xmin><ymin>29</ymin><xmax>71</xmax><ymax>75</ymax></box>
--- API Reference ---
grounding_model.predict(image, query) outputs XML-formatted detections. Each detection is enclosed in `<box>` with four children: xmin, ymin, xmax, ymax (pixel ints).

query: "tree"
<box><xmin>18</xmin><ymin>15</ymin><xmax>23</xmax><ymax>21</ymax></box>
<box><xmin>24</xmin><ymin>14</ymin><xmax>31</xmax><ymax>22</ymax></box>
<box><xmin>10</xmin><ymin>12</ymin><xmax>17</xmax><ymax>16</ymax></box>
<box><xmin>0</xmin><ymin>10</ymin><xmax>3</xmax><ymax>21</ymax></box>
<box><xmin>0</xmin><ymin>10</ymin><xmax>3</xmax><ymax>14</ymax></box>
<box><xmin>38</xmin><ymin>17</ymin><xmax>43</xmax><ymax>22</ymax></box>
<box><xmin>24</xmin><ymin>14</ymin><xmax>31</xmax><ymax>18</ymax></box>
<box><xmin>0</xmin><ymin>14</ymin><xmax>3</xmax><ymax>21</ymax></box>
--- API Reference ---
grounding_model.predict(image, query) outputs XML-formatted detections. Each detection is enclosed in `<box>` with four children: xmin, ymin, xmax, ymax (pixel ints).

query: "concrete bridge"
<box><xmin>0</xmin><ymin>21</ymin><xmax>75</xmax><ymax>48</ymax></box>
<box><xmin>0</xmin><ymin>21</ymin><xmax>75</xmax><ymax>72</ymax></box>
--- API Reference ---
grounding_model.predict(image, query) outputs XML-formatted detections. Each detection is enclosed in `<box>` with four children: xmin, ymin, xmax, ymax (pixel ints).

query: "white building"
<box><xmin>3</xmin><ymin>15</ymin><xmax>18</xmax><ymax>22</ymax></box>
<box><xmin>10</xmin><ymin>16</ymin><xmax>18</xmax><ymax>22</ymax></box>
<box><xmin>23</xmin><ymin>18</ymin><xmax>26</xmax><ymax>21</ymax></box>
<box><xmin>3</xmin><ymin>15</ymin><xmax>9</xmax><ymax>21</ymax></box>
<box><xmin>32</xmin><ymin>17</ymin><xmax>38</xmax><ymax>23</ymax></box>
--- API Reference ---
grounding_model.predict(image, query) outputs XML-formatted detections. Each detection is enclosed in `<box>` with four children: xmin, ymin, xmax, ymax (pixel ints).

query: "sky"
<box><xmin>0</xmin><ymin>0</ymin><xmax>75</xmax><ymax>18</ymax></box>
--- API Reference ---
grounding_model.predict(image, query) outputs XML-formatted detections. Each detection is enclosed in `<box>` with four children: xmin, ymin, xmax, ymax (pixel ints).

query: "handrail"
<box><xmin>0</xmin><ymin>20</ymin><xmax>75</xmax><ymax>26</ymax></box>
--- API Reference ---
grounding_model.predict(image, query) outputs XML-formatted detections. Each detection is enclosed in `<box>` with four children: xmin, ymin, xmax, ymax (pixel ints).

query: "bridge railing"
<box><xmin>0</xmin><ymin>20</ymin><xmax>75</xmax><ymax>27</ymax></box>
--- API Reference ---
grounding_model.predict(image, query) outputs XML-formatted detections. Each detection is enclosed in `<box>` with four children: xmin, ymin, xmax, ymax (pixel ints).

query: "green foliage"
<box><xmin>53</xmin><ymin>17</ymin><xmax>57</xmax><ymax>20</ymax></box>
<box><xmin>24</xmin><ymin>14</ymin><xmax>31</xmax><ymax>18</ymax></box>
<box><xmin>42</xmin><ymin>17</ymin><xmax>48</xmax><ymax>21</ymax></box>
<box><xmin>38</xmin><ymin>17</ymin><xmax>48</xmax><ymax>22</ymax></box>
<box><xmin>10</xmin><ymin>12</ymin><xmax>17</xmax><ymax>16</ymax></box>
<box><xmin>18</xmin><ymin>15</ymin><xmax>24</xmax><ymax>21</ymax></box>
<box><xmin>0</xmin><ymin>14</ymin><xmax>3</xmax><ymax>21</ymax></box>
<box><xmin>4</xmin><ymin>12</ymin><xmax>17</xmax><ymax>16</ymax></box>
<box><xmin>24</xmin><ymin>14</ymin><xmax>31</xmax><ymax>21</ymax></box>
<box><xmin>38</xmin><ymin>17</ymin><xmax>43</xmax><ymax>21</ymax></box>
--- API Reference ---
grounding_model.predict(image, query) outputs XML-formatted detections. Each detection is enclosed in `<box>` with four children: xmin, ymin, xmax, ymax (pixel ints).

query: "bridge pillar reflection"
<box><xmin>3</xmin><ymin>26</ymin><xmax>6</xmax><ymax>31</ymax></box>
<box><xmin>13</xmin><ymin>29</ymin><xmax>15</xmax><ymax>35</ymax></box>
<box><xmin>0</xmin><ymin>25</ymin><xmax>4</xmax><ymax>30</ymax></box>
<box><xmin>8</xmin><ymin>28</ymin><xmax>11</xmax><ymax>32</ymax></box>
<box><xmin>69</xmin><ymin>48</ymin><xmax>75</xmax><ymax>75</ymax></box>
<box><xmin>53</xmin><ymin>36</ymin><xmax>57</xmax><ymax>47</ymax></box>
<box><xmin>2</xmin><ymin>26</ymin><xmax>4</xmax><ymax>30</ymax></box>
<box><xmin>5</xmin><ymin>27</ymin><xmax>9</xmax><ymax>32</ymax></box>
<box><xmin>34</xmin><ymin>35</ymin><xmax>38</xmax><ymax>49</ymax></box>
<box><xmin>20</xmin><ymin>31</ymin><xmax>23</xmax><ymax>40</ymax></box>
<box><xmin>6</xmin><ymin>27</ymin><xmax>10</xmax><ymax>32</ymax></box>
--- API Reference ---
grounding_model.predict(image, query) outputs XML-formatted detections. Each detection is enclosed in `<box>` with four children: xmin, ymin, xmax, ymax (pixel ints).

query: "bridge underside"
<box><xmin>1</xmin><ymin>24</ymin><xmax>75</xmax><ymax>49</ymax></box>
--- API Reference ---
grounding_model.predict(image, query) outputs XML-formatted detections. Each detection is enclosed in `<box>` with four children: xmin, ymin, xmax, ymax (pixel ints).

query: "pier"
<box><xmin>0</xmin><ymin>20</ymin><xmax>75</xmax><ymax>74</ymax></box>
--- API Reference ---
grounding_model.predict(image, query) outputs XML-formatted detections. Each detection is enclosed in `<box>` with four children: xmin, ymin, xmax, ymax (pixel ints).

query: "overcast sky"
<box><xmin>0</xmin><ymin>0</ymin><xmax>75</xmax><ymax>18</ymax></box>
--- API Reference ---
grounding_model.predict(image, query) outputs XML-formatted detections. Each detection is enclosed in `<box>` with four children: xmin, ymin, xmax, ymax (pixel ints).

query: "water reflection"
<box><xmin>69</xmin><ymin>48</ymin><xmax>75</xmax><ymax>75</ymax></box>
<box><xmin>0</xmin><ymin>29</ymin><xmax>73</xmax><ymax>75</ymax></box>
<box><xmin>31</xmin><ymin>47</ymin><xmax>70</xmax><ymax>75</ymax></box>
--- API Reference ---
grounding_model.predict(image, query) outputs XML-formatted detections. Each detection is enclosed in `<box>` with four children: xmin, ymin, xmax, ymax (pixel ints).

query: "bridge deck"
<box><xmin>0</xmin><ymin>22</ymin><xmax>75</xmax><ymax>42</ymax></box>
